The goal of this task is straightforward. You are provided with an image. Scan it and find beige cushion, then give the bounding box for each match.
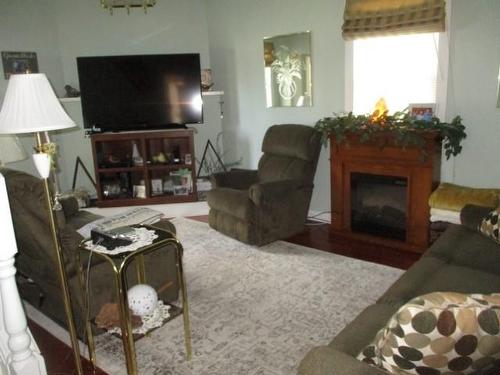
[358,292,500,374]
[428,183,500,212]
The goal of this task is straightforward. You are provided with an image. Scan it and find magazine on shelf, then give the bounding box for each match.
[77,207,164,238]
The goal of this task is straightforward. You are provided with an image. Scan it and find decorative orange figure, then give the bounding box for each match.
[370,98,388,124]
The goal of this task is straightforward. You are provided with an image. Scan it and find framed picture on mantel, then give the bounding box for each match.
[409,103,435,122]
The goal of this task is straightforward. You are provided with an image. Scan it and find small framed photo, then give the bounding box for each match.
[174,185,189,195]
[151,179,163,196]
[133,185,146,199]
[1,51,39,79]
[184,153,192,165]
[409,103,435,121]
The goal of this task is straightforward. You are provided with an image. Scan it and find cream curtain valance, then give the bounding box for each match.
[342,0,445,40]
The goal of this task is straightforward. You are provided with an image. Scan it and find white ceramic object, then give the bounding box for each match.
[127,284,158,316]
[32,153,51,179]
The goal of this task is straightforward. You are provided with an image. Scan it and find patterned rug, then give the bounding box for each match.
[92,217,403,374]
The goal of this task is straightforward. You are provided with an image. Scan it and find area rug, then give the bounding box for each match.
[80,217,402,374]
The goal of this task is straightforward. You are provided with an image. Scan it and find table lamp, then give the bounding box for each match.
[0,73,83,374]
[0,135,28,166]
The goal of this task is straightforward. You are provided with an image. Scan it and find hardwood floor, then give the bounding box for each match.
[188,216,421,269]
[289,221,421,270]
[29,215,420,374]
[28,319,106,375]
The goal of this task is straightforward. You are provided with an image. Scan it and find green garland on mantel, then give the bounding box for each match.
[315,110,466,159]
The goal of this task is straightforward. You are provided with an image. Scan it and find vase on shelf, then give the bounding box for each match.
[132,142,143,166]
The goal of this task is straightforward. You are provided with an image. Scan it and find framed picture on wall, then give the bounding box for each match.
[1,51,39,79]
[409,103,435,122]
[263,31,312,108]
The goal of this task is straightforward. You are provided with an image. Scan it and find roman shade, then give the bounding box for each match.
[342,0,446,40]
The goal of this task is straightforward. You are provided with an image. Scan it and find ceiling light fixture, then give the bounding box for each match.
[101,0,157,15]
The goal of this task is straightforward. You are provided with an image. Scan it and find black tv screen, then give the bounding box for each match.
[77,54,202,132]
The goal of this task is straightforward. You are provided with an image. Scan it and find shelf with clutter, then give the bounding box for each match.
[90,129,197,207]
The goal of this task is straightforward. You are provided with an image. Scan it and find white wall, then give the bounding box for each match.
[2,0,499,206]
[51,0,211,89]
[1,0,222,193]
[205,0,346,211]
[442,0,500,187]
[0,0,64,98]
[50,0,217,193]
[205,0,500,212]
[0,1,65,177]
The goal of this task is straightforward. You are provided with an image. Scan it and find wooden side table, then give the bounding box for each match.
[77,224,192,375]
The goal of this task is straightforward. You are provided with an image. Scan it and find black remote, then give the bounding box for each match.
[91,226,134,250]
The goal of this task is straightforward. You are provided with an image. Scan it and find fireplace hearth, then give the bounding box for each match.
[330,133,441,253]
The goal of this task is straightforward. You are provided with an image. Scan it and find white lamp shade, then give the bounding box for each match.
[0,73,75,134]
[0,135,28,165]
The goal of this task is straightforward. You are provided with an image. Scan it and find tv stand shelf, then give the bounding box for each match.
[91,129,197,207]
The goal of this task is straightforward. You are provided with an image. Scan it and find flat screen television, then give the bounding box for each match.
[77,54,202,132]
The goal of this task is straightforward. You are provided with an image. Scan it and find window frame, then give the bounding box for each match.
[345,1,451,120]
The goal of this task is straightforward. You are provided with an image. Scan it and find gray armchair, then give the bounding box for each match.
[207,124,321,246]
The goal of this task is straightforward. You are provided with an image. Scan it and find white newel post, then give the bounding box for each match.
[0,173,46,375]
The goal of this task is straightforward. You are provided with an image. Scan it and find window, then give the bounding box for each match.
[351,32,439,115]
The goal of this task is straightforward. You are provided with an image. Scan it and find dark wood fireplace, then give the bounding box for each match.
[330,133,441,254]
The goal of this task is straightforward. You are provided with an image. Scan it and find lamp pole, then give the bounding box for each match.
[0,73,85,375]
[35,133,83,375]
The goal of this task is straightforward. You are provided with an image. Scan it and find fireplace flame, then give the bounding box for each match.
[370,98,388,123]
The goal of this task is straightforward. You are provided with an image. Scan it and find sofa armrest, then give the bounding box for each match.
[149,219,176,235]
[460,204,495,232]
[298,346,386,375]
[60,195,80,218]
[248,179,311,206]
[210,169,258,189]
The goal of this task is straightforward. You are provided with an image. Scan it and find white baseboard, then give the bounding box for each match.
[308,210,331,224]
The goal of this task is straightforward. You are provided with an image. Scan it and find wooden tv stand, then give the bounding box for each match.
[90,129,197,207]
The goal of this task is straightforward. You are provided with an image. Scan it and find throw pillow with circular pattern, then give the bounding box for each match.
[479,207,500,244]
[357,292,500,374]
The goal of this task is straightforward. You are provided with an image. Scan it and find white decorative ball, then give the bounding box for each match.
[127,284,158,316]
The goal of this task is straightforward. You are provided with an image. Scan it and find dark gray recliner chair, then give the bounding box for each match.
[207,124,322,246]
[1,168,180,337]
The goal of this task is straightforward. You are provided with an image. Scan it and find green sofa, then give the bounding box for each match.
[1,168,180,337]
[298,205,500,374]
